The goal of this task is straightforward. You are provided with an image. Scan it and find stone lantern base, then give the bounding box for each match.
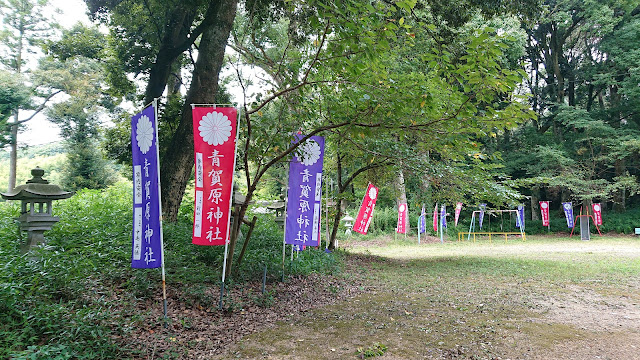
[18,212,61,252]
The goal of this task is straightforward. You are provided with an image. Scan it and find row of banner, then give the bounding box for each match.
[130,104,241,268]
[130,103,329,267]
[389,201,604,235]
[129,102,606,268]
[543,201,603,228]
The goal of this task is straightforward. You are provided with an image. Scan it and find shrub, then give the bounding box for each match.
[0,182,343,357]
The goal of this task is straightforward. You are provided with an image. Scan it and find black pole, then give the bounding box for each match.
[218,281,225,310]
[262,263,267,294]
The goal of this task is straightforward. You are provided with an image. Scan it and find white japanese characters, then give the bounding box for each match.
[192,108,237,246]
[355,184,378,234]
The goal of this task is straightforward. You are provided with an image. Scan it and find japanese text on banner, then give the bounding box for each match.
[285,136,325,249]
[354,183,379,235]
[192,107,237,246]
[131,104,162,268]
[540,201,550,227]
[396,203,407,234]
[562,202,574,228]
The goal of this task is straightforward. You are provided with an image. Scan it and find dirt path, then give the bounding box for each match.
[211,238,640,359]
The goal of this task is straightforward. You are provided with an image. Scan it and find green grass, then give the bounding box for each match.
[222,234,640,359]
[0,182,342,359]
[348,235,640,284]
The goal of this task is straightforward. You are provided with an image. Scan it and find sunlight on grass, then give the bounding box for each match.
[344,235,640,286]
[221,234,640,359]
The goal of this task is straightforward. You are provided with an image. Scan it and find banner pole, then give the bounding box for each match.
[221,106,241,309]
[281,179,289,282]
[417,214,421,244]
[438,211,444,244]
[151,99,168,326]
[219,240,229,310]
[404,208,407,240]
[281,240,286,282]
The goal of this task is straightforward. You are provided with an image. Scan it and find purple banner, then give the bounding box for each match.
[131,103,163,268]
[479,204,487,229]
[562,202,574,228]
[441,204,447,229]
[285,136,325,250]
[516,204,525,230]
[418,206,426,234]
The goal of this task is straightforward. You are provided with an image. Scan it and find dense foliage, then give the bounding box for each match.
[0,183,341,358]
[486,0,640,215]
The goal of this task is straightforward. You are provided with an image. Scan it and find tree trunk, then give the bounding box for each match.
[8,28,23,192]
[225,205,241,277]
[328,154,345,250]
[234,216,257,270]
[328,197,343,251]
[160,0,238,222]
[530,189,540,221]
[143,5,197,104]
[8,113,18,191]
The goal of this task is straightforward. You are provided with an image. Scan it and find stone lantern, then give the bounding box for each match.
[341,213,355,235]
[267,200,285,226]
[1,167,73,251]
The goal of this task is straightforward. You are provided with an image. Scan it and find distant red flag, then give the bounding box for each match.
[454,202,463,226]
[539,201,550,227]
[354,183,378,234]
[433,204,438,233]
[396,203,407,234]
[592,203,602,225]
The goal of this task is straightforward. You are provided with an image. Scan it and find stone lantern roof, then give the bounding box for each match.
[1,167,73,201]
[341,214,355,223]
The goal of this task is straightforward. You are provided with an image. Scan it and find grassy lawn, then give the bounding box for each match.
[219,235,640,359]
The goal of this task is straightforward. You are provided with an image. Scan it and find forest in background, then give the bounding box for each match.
[3,1,640,358]
[1,0,639,237]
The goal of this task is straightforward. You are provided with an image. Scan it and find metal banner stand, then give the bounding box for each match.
[579,214,591,241]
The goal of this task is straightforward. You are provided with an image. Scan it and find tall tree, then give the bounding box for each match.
[86,0,239,220]
[43,24,118,190]
[0,0,60,190]
[498,0,640,213]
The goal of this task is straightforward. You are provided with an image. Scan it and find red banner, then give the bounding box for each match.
[454,202,463,226]
[192,107,237,245]
[354,183,378,234]
[433,204,438,233]
[592,203,602,225]
[396,203,407,234]
[539,201,550,227]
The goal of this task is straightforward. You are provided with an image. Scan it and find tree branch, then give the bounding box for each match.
[12,90,63,126]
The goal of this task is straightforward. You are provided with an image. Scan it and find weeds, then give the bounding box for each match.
[356,343,387,358]
[249,289,276,308]
[0,183,343,358]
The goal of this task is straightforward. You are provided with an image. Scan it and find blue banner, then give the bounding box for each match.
[479,203,487,229]
[131,103,163,268]
[562,202,574,228]
[441,204,447,229]
[418,206,426,234]
[285,136,325,250]
[515,205,525,230]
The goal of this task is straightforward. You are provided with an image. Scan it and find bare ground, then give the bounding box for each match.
[124,237,640,359]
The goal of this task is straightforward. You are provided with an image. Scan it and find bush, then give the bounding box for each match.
[0,182,343,357]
